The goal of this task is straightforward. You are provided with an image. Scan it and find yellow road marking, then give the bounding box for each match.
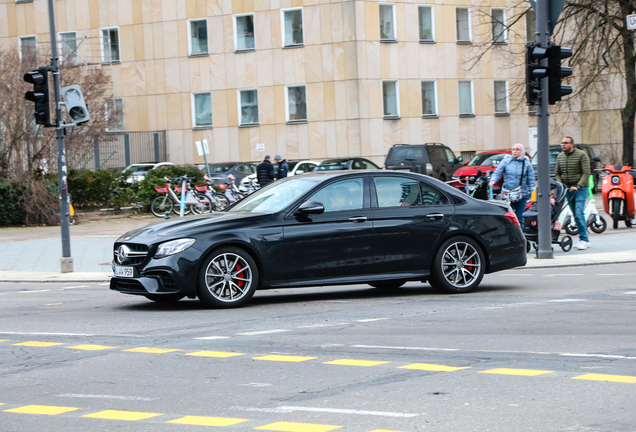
[323,359,390,367]
[254,421,342,432]
[0,339,9,342]
[123,347,182,354]
[66,345,119,351]
[254,355,317,362]
[82,410,162,421]
[479,368,554,376]
[167,416,249,426]
[399,363,471,372]
[4,405,79,415]
[185,351,246,358]
[572,373,636,383]
[12,341,64,347]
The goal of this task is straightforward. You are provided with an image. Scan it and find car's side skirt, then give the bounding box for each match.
[259,271,430,290]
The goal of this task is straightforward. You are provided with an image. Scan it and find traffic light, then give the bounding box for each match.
[61,85,90,125]
[23,67,51,126]
[547,45,573,104]
[525,43,550,106]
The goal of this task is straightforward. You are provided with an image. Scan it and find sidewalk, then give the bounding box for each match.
[1,205,636,283]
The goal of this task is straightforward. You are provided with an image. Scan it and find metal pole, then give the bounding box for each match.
[536,0,553,259]
[48,0,73,272]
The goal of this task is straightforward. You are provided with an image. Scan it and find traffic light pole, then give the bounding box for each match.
[48,0,73,272]
[536,0,553,259]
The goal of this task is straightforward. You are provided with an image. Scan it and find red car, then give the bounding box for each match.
[450,150,512,194]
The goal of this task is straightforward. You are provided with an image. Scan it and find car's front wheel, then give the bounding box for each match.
[197,247,258,308]
[429,236,485,294]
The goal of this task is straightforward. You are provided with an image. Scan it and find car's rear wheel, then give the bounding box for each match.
[369,280,406,290]
[144,294,184,303]
[197,247,258,308]
[429,236,485,294]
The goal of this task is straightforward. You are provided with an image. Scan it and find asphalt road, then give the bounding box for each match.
[1,263,635,432]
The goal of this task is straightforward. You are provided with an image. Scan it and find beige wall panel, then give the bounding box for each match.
[342,1,355,42]
[133,24,145,60]
[58,0,69,32]
[132,0,143,24]
[245,51,258,87]
[422,118,440,143]
[353,2,366,41]
[167,130,185,164]
[232,0,244,14]
[235,51,247,87]
[6,3,17,37]
[177,19,189,57]
[334,80,347,120]
[247,126,262,161]
[335,120,348,156]
[256,125,277,157]
[271,48,284,85]
[126,97,140,131]
[509,115,529,146]
[179,129,194,164]
[474,78,487,116]
[296,123,309,158]
[307,82,324,121]
[355,41,367,79]
[207,0,224,16]
[122,61,147,96]
[111,66,124,96]
[166,93,184,130]
[404,3,419,42]
[226,127,239,161]
[222,15,234,53]
[161,0,178,22]
[330,2,343,43]
[458,117,476,151]
[256,50,274,87]
[281,47,297,84]
[275,123,287,157]
[198,55,211,91]
[332,43,345,81]
[581,111,600,146]
[346,80,359,119]
[364,1,379,41]
[381,120,399,150]
[598,109,622,146]
[348,119,361,156]
[154,58,167,94]
[319,4,332,44]
[118,0,133,26]
[226,88,238,126]
[493,116,511,149]
[344,41,357,80]
[304,5,320,46]
[291,0,302,7]
[357,80,369,119]
[211,89,228,126]
[164,58,182,93]
[324,120,337,157]
[142,23,154,59]
[208,16,224,54]
[439,5,454,44]
[186,0,197,18]
[152,22,165,59]
[119,25,135,62]
[254,0,270,12]
[274,85,286,123]
[293,45,305,83]
[308,121,327,158]
[405,42,420,80]
[150,0,162,23]
[323,80,336,121]
[258,87,276,124]
[255,11,272,50]
[408,79,421,119]
[225,51,237,88]
[212,127,231,161]
[74,0,90,29]
[15,2,26,35]
[438,79,456,116]
[209,54,227,89]
[439,116,459,150]
[270,9,281,48]
[140,0,152,23]
[368,79,383,118]
[321,44,334,81]
[190,56,202,91]
[155,94,168,128]
[222,0,233,15]
[358,118,371,158]
[107,0,119,27]
[162,21,179,58]
[237,127,251,160]
[399,118,411,144]
[0,5,8,38]
[305,45,322,83]
[282,124,300,160]
[365,41,380,79]
[146,95,158,131]
[396,2,406,42]
[89,0,99,29]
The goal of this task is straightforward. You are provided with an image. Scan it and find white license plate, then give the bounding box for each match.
[114,266,134,278]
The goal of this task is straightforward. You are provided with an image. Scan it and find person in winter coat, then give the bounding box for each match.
[274,154,288,179]
[256,155,276,186]
[489,143,536,230]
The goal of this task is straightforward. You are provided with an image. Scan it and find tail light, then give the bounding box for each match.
[504,211,521,228]
[426,163,433,175]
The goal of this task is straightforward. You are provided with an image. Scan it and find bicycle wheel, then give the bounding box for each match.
[150,195,174,217]
[214,192,230,210]
[191,194,212,214]
[172,200,192,216]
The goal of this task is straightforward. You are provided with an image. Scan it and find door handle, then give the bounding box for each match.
[426,213,444,220]
[348,216,367,223]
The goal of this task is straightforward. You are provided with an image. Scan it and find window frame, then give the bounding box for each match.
[421,80,438,118]
[59,31,79,66]
[379,3,397,42]
[458,80,475,117]
[382,79,400,119]
[191,91,213,129]
[491,8,507,44]
[187,18,209,57]
[237,88,260,126]
[105,98,125,132]
[285,85,308,124]
[100,26,120,64]
[494,80,509,115]
[455,7,471,44]
[418,5,435,43]
[281,7,304,48]
[18,35,37,62]
[233,13,256,52]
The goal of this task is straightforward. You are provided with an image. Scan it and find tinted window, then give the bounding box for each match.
[315,161,348,171]
[428,147,446,164]
[444,148,457,164]
[362,160,379,169]
[468,153,507,166]
[532,149,561,166]
[421,182,449,205]
[307,178,364,212]
[389,147,424,161]
[236,164,251,173]
[374,177,422,207]
[208,163,235,173]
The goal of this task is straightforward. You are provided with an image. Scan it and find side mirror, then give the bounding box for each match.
[294,200,325,216]
[593,156,601,162]
[457,156,463,164]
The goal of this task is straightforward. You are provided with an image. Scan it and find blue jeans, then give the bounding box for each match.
[510,198,528,230]
[565,188,589,242]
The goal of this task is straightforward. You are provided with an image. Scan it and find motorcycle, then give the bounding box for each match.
[600,165,636,229]
[454,169,492,200]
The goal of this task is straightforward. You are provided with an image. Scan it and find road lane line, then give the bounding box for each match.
[0,332,94,336]
[61,285,89,289]
[66,344,119,351]
[58,394,158,401]
[353,344,459,352]
[545,299,587,302]
[399,363,470,372]
[572,374,636,383]
[561,353,636,359]
[355,318,389,323]
[254,422,342,432]
[12,341,64,347]
[323,359,390,367]
[237,329,290,336]
[82,410,163,421]
[4,405,79,415]
[186,351,245,358]
[253,355,317,362]
[479,368,554,376]
[277,406,419,418]
[123,347,182,354]
[193,336,230,340]
[167,416,249,426]
[19,290,51,293]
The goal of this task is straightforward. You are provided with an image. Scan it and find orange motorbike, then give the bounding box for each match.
[601,165,636,229]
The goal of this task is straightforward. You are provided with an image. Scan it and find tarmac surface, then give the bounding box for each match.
[1,196,635,283]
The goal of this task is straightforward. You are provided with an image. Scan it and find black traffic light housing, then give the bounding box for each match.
[547,45,573,104]
[23,67,52,127]
[525,43,550,106]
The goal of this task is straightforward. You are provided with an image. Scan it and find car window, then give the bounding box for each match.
[208,163,234,173]
[445,148,457,164]
[297,163,313,173]
[352,160,364,170]
[306,178,364,212]
[421,182,449,205]
[428,147,445,164]
[315,161,348,171]
[532,149,561,166]
[124,165,155,173]
[389,147,424,161]
[374,176,422,208]
[362,160,378,169]
[468,153,507,166]
[231,178,320,213]
[236,164,250,174]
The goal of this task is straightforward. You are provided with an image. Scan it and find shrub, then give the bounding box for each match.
[0,181,27,226]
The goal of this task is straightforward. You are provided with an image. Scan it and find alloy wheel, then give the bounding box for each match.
[203,253,253,302]
[440,241,482,288]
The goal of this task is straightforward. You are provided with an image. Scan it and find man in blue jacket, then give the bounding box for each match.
[275,154,288,179]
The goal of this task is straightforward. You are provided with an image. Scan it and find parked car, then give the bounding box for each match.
[240,160,321,189]
[198,162,258,186]
[531,144,601,192]
[110,171,527,308]
[384,143,462,182]
[122,162,175,183]
[314,158,379,171]
[450,150,512,194]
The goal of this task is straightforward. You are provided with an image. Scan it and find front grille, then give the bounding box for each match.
[145,271,178,291]
[114,243,149,265]
[113,279,146,294]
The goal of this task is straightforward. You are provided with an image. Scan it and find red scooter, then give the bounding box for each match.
[601,165,636,229]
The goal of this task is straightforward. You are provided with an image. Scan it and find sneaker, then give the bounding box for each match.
[574,241,585,249]
[576,241,590,250]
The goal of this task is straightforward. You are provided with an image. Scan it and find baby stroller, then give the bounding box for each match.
[522,179,573,252]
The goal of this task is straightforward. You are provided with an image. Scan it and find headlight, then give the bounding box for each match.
[155,238,196,258]
[612,176,620,185]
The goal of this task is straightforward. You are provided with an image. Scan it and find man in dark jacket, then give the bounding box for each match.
[257,155,276,186]
[274,154,288,179]
[555,136,591,250]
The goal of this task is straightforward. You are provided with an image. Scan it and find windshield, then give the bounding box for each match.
[229,178,321,213]
[315,161,348,171]
[468,153,507,167]
[124,165,154,173]
[532,149,561,166]
[386,147,424,162]
[207,163,235,173]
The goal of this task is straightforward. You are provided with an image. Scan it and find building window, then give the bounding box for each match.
[491,8,506,43]
[282,8,304,47]
[419,6,435,42]
[239,89,259,126]
[526,9,536,42]
[494,80,509,114]
[285,85,307,123]
[192,92,212,128]
[105,98,124,132]
[382,80,400,118]
[188,19,208,56]
[19,36,37,64]
[458,80,474,116]
[60,32,78,66]
[234,14,255,51]
[421,81,438,117]
[379,3,397,41]
[101,27,120,63]
[456,7,471,43]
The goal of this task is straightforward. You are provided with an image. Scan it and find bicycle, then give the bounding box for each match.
[218,174,245,205]
[150,176,211,217]
[194,175,230,212]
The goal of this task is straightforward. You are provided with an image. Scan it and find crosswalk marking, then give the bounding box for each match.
[479,368,554,376]
[323,359,390,367]
[254,421,342,432]
[572,373,636,383]
[398,363,470,372]
[123,347,182,354]
[4,405,79,415]
[254,355,317,362]
[185,351,245,358]
[167,415,249,426]
[82,410,163,421]
[66,344,119,351]
[12,341,64,347]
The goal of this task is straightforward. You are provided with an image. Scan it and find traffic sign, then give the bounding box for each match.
[628,14,636,31]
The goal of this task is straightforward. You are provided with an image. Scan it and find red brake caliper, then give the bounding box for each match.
[235,264,244,289]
